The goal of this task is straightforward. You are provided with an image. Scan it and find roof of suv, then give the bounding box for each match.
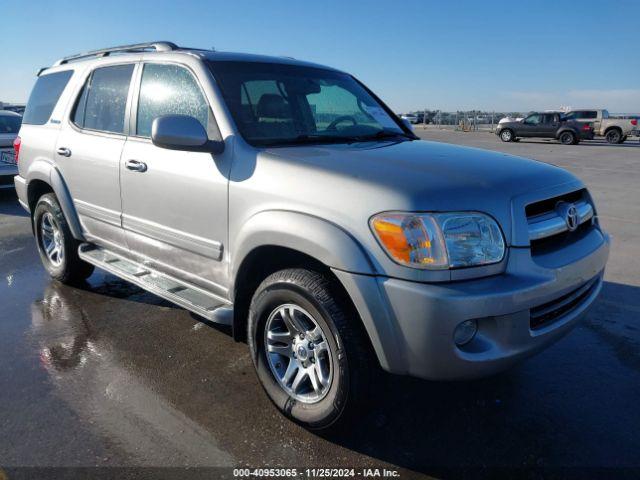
[43,41,338,75]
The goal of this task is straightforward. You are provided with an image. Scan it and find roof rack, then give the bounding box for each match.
[53,41,179,66]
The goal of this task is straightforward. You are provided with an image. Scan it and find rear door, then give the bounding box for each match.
[539,113,560,137]
[54,64,135,249]
[119,62,229,296]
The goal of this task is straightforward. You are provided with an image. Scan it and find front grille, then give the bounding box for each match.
[530,277,598,330]
[526,189,586,218]
[526,189,595,254]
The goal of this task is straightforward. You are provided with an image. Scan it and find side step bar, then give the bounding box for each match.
[78,243,233,325]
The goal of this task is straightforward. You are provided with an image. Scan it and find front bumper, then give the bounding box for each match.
[334,229,610,381]
[14,175,29,211]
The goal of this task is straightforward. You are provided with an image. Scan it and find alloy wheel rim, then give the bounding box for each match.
[502,130,511,141]
[264,304,333,404]
[41,212,64,266]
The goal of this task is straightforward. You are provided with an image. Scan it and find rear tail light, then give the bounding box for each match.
[13,136,21,163]
[632,119,638,126]
[582,124,592,131]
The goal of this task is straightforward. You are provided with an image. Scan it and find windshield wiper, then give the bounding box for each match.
[258,130,416,147]
[349,130,416,142]
[259,134,359,147]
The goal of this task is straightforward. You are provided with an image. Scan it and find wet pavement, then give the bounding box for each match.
[1,132,640,478]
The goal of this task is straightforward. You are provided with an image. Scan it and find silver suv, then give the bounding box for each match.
[14,42,610,428]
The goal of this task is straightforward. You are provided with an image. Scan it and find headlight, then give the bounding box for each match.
[370,212,505,269]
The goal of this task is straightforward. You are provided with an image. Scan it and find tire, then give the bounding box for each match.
[33,193,94,284]
[248,268,372,430]
[559,131,576,145]
[499,129,514,142]
[621,135,628,144]
[605,129,622,144]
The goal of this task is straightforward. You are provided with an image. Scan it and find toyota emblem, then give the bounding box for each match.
[556,201,580,232]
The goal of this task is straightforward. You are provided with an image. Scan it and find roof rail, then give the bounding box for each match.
[53,41,179,66]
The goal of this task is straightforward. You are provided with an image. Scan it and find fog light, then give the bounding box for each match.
[454,319,478,346]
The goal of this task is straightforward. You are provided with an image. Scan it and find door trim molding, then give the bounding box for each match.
[122,213,223,261]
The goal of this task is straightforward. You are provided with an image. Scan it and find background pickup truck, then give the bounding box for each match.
[496,111,593,145]
[564,109,638,144]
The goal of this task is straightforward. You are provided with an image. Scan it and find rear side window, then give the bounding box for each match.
[22,70,73,125]
[73,64,134,134]
[136,63,209,137]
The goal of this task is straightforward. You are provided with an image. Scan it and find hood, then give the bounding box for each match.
[259,139,580,245]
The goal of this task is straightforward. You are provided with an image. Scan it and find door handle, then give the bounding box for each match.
[125,160,147,172]
[56,147,72,157]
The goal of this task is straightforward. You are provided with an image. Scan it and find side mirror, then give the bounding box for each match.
[151,115,224,154]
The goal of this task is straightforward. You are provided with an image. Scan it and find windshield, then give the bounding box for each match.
[0,114,22,134]
[208,61,407,146]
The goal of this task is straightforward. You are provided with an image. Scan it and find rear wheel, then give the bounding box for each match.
[248,268,372,429]
[605,129,622,144]
[559,131,576,145]
[34,193,94,284]
[500,129,514,142]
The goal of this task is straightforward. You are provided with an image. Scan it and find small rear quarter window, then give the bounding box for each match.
[22,70,74,125]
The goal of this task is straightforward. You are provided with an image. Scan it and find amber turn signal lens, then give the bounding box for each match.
[371,217,411,263]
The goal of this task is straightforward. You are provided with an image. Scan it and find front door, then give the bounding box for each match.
[518,113,543,137]
[120,62,230,296]
[55,64,135,249]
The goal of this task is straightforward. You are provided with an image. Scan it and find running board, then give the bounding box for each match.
[78,243,233,325]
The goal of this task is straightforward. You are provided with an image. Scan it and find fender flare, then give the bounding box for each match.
[25,160,85,241]
[231,210,376,287]
[556,127,577,139]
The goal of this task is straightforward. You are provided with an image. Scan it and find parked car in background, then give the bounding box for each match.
[15,42,609,429]
[499,115,524,124]
[400,113,419,124]
[564,109,637,144]
[0,110,21,189]
[0,103,26,115]
[496,112,593,145]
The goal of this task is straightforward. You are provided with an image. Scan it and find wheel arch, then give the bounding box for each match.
[230,211,376,336]
[25,161,84,240]
[556,127,577,139]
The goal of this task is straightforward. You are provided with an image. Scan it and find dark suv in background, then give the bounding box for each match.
[497,112,593,145]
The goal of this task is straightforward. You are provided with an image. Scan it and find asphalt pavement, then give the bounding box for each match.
[1,130,639,479]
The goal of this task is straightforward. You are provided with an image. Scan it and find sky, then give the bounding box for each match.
[2,0,639,113]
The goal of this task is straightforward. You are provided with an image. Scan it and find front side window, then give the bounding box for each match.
[22,70,73,125]
[73,64,134,134]
[525,114,542,125]
[136,63,209,137]
[209,61,406,146]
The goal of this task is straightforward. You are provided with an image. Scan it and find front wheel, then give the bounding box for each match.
[559,131,576,145]
[34,193,94,284]
[499,129,514,142]
[248,268,372,429]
